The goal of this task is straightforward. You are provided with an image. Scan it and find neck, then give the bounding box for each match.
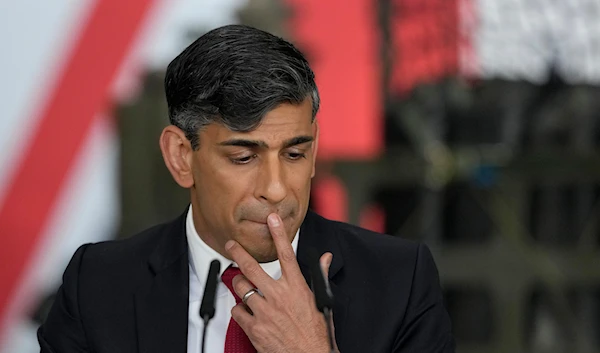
[189,201,232,261]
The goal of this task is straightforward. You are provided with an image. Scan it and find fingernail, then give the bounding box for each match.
[225,240,235,251]
[267,213,280,226]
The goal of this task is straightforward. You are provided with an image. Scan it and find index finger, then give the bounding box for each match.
[267,213,302,279]
[225,240,273,289]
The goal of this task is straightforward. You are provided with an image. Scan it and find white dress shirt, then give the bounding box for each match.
[186,206,300,353]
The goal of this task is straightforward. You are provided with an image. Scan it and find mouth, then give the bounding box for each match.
[245,219,268,225]
[244,214,290,225]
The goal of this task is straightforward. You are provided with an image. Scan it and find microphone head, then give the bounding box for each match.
[199,260,221,321]
[308,248,334,312]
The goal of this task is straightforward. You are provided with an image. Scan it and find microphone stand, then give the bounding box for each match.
[323,307,336,353]
[309,250,336,353]
[199,260,221,353]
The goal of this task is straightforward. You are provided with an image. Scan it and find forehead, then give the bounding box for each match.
[203,100,314,144]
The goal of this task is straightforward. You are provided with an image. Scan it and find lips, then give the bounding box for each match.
[245,214,287,224]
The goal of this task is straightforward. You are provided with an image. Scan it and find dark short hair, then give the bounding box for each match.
[164,24,320,150]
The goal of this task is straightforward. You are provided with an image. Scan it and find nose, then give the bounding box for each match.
[255,155,287,205]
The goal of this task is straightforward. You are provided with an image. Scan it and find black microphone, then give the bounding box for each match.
[199,260,221,353]
[309,249,336,352]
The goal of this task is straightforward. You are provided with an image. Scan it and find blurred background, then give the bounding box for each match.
[1,0,600,352]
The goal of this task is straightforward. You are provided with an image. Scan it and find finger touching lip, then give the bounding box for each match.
[245,214,288,224]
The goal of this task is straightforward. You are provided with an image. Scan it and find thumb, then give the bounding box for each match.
[319,252,333,279]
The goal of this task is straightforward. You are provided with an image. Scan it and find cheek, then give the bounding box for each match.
[212,166,256,211]
[194,162,247,212]
[289,168,313,199]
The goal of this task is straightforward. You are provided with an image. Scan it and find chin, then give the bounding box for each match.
[234,227,278,263]
[244,242,278,263]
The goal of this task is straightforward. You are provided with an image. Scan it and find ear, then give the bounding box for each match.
[311,121,319,178]
[159,125,195,188]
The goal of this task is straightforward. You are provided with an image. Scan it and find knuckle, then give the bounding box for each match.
[271,285,285,298]
[272,296,285,310]
[233,285,245,298]
[231,305,243,319]
[232,274,245,288]
[279,249,296,263]
[244,263,262,278]
[253,323,270,338]
[248,323,262,337]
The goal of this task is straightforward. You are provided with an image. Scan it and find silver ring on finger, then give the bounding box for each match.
[242,288,259,305]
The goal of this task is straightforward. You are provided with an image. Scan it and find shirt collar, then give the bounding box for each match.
[186,205,300,286]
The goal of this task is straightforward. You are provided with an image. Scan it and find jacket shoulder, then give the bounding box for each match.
[322,215,421,262]
[312,213,428,292]
[76,213,186,288]
[83,221,174,265]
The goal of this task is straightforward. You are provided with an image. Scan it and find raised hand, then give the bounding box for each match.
[225,213,335,353]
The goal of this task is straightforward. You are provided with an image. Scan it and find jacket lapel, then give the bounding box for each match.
[297,210,350,346]
[132,209,350,352]
[135,212,189,353]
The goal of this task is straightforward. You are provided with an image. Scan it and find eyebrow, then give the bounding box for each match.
[218,135,314,149]
[218,139,268,148]
[282,135,314,148]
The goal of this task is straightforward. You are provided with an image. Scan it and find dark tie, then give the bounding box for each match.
[221,266,257,353]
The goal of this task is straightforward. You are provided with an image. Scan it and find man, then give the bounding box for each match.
[38,25,454,352]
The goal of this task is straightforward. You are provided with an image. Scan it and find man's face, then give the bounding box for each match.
[189,99,317,263]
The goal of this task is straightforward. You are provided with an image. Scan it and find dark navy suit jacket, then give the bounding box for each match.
[39,209,455,352]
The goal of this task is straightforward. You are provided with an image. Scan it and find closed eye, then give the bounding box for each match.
[286,152,306,160]
[230,154,257,165]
